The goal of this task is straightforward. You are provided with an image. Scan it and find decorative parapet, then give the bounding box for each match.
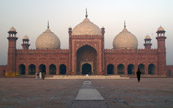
[16,49,69,54]
[104,48,157,54]
[70,35,104,39]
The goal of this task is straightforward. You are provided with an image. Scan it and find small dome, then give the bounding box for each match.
[145,35,151,39]
[72,18,101,35]
[9,27,16,32]
[157,26,165,31]
[113,27,138,49]
[23,35,29,40]
[36,28,61,49]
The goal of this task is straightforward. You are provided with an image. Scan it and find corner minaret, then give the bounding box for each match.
[156,26,167,75]
[144,35,152,49]
[7,27,18,76]
[22,35,30,50]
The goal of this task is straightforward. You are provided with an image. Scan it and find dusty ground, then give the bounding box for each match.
[0,78,172,108]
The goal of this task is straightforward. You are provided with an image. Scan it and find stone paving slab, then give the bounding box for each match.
[75,80,104,100]
[75,89,104,100]
[71,101,107,108]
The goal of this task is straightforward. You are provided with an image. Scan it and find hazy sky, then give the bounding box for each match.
[0,0,173,65]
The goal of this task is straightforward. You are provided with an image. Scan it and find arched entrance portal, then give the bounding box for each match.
[138,64,145,74]
[107,64,114,75]
[39,64,46,74]
[18,64,25,75]
[59,64,66,75]
[76,45,97,75]
[28,64,36,75]
[148,64,155,74]
[82,63,91,75]
[117,64,124,74]
[49,64,56,75]
[128,64,134,74]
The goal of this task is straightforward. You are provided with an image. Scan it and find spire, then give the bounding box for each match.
[47,21,49,29]
[124,20,126,28]
[85,8,88,18]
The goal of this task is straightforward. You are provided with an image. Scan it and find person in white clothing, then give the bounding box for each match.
[39,72,42,80]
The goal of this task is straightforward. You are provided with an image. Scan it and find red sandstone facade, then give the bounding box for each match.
[0,21,172,77]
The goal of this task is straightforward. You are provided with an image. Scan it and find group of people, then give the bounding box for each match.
[35,72,45,80]
[35,69,142,82]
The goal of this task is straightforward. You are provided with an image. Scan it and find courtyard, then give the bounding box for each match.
[0,78,172,108]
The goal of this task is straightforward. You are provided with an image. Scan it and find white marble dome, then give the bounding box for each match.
[113,27,138,49]
[36,28,60,49]
[72,18,101,35]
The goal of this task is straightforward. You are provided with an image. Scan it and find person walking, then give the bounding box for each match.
[42,72,45,80]
[136,68,141,82]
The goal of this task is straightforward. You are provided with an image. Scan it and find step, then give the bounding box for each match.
[45,75,129,79]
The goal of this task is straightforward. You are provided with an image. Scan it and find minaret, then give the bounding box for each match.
[22,35,30,50]
[144,35,152,49]
[7,27,18,76]
[156,26,167,75]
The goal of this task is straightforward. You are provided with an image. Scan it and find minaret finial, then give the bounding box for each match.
[124,20,126,28]
[85,8,88,18]
[47,21,49,29]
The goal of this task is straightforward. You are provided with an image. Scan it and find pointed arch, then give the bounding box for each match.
[107,64,114,75]
[117,64,125,74]
[128,64,135,74]
[59,64,66,75]
[39,64,46,74]
[138,64,145,74]
[49,64,56,75]
[148,64,155,74]
[18,64,25,75]
[76,45,97,75]
[28,64,36,75]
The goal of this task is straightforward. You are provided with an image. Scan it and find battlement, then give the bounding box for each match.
[70,35,104,39]
[16,49,69,54]
[105,48,157,54]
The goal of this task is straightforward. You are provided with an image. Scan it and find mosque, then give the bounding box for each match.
[0,11,173,77]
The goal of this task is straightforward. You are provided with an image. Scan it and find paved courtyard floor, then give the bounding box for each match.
[0,78,173,108]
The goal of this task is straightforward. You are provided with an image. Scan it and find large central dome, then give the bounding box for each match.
[72,17,101,35]
[113,24,138,49]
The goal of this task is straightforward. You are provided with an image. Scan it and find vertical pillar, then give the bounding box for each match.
[114,64,117,75]
[145,64,148,75]
[56,64,59,75]
[25,64,29,75]
[124,64,128,75]
[46,64,49,75]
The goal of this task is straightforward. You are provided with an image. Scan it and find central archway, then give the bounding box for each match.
[76,45,97,75]
[82,63,91,75]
